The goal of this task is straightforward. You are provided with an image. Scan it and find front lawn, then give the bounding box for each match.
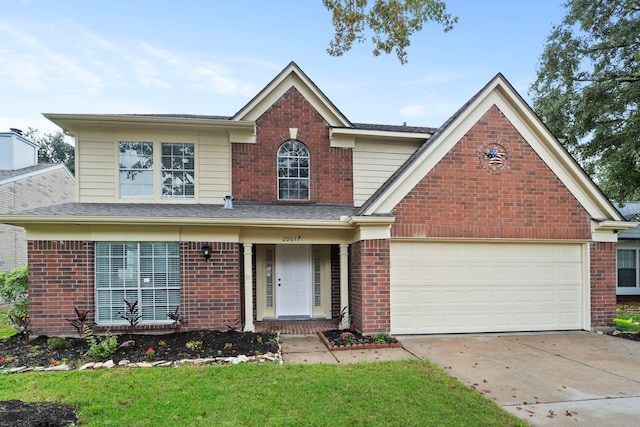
[0,361,526,426]
[615,303,640,333]
[0,309,15,339]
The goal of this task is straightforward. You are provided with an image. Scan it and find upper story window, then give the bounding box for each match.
[162,143,195,199]
[118,141,195,199]
[119,142,154,198]
[277,140,309,200]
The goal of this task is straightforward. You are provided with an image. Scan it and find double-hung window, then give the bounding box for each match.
[277,140,309,200]
[617,247,640,294]
[118,141,195,199]
[95,242,180,324]
[119,142,154,198]
[162,143,195,198]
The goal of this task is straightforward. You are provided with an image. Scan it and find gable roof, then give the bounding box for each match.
[0,163,74,185]
[232,61,352,127]
[358,73,626,224]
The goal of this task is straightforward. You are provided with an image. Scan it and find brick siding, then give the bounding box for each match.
[350,239,390,334]
[392,105,592,240]
[28,241,94,336]
[232,86,353,204]
[590,241,617,328]
[27,240,240,336]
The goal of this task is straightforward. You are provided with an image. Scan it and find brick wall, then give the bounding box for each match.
[350,239,390,334]
[232,86,353,204]
[181,242,241,331]
[392,105,592,239]
[590,241,617,328]
[28,241,94,336]
[27,240,241,336]
[0,167,75,272]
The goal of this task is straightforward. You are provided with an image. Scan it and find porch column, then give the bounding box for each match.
[339,244,349,329]
[243,243,255,332]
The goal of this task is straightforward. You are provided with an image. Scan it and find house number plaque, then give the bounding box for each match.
[282,235,302,242]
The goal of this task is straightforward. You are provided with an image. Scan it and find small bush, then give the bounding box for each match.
[47,337,69,351]
[84,326,117,359]
[185,340,202,351]
[0,265,29,333]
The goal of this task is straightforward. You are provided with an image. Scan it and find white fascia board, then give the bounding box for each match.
[43,114,255,137]
[0,214,353,230]
[232,64,351,127]
[0,163,75,185]
[330,127,432,140]
[364,77,624,222]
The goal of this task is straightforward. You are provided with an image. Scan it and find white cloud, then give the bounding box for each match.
[400,103,427,117]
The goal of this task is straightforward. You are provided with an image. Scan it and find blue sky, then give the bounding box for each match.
[1,0,567,135]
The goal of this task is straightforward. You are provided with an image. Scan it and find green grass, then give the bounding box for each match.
[615,309,640,332]
[0,360,525,426]
[0,309,15,339]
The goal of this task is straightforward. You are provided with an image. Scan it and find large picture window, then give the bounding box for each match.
[119,142,154,198]
[277,140,309,200]
[162,143,195,198]
[95,242,180,324]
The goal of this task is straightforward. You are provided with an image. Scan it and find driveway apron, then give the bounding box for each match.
[400,332,640,426]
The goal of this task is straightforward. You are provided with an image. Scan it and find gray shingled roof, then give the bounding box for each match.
[351,123,436,134]
[10,202,360,221]
[0,163,63,182]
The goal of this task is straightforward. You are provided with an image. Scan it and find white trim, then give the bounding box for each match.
[232,63,351,127]
[0,163,75,186]
[243,243,255,332]
[362,76,625,224]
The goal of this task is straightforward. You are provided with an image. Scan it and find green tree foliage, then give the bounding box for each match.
[530,0,640,202]
[324,0,457,64]
[0,265,28,318]
[24,127,75,175]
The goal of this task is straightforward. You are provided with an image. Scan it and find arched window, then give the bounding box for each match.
[277,140,309,200]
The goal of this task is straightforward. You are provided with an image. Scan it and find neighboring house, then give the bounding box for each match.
[0,62,633,337]
[0,130,75,273]
[615,202,640,297]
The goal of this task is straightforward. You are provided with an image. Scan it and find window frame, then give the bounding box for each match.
[617,245,640,295]
[161,142,195,199]
[119,141,154,199]
[118,140,196,200]
[277,140,310,201]
[95,242,181,325]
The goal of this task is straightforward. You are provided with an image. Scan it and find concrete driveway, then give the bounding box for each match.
[400,332,640,426]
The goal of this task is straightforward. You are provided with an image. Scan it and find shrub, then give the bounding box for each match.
[185,340,202,351]
[0,265,29,333]
[84,325,117,359]
[47,337,69,351]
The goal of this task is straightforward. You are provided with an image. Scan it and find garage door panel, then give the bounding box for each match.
[391,242,584,334]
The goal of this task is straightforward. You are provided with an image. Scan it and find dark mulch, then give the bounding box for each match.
[321,329,398,348]
[0,400,77,427]
[607,330,640,341]
[1,329,279,370]
[1,329,279,427]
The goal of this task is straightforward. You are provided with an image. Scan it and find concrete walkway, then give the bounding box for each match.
[280,332,640,426]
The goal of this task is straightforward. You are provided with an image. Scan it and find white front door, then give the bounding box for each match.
[276,244,312,318]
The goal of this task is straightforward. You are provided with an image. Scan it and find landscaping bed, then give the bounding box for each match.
[0,329,279,371]
[319,329,401,350]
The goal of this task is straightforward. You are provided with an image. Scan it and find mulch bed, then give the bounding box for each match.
[1,329,279,426]
[319,329,401,350]
[0,329,279,370]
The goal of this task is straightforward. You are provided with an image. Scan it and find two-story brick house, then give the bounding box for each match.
[0,62,632,337]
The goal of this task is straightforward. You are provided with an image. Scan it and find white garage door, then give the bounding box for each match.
[390,241,584,334]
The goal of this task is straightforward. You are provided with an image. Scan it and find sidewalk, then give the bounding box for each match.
[279,334,416,364]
